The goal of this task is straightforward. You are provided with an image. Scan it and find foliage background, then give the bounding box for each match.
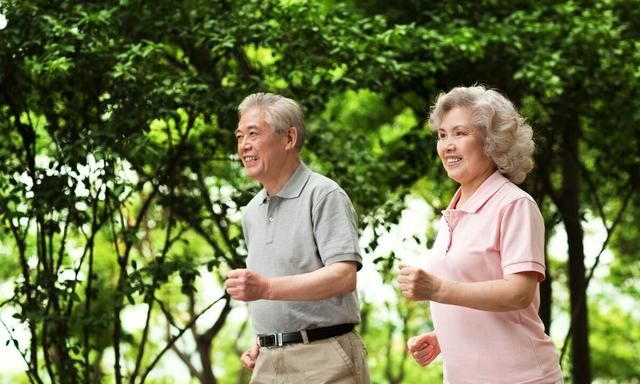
[0,0,639,383]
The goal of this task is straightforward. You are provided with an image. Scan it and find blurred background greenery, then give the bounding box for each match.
[1,0,639,383]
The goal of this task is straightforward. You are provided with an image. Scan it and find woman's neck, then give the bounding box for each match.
[456,168,496,208]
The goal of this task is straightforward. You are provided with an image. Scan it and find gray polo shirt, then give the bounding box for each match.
[242,163,362,334]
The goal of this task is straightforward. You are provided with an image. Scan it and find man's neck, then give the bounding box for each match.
[263,157,301,196]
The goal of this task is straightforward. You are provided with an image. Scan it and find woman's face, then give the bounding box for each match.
[436,106,496,190]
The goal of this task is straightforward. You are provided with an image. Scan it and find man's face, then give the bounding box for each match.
[235,108,291,184]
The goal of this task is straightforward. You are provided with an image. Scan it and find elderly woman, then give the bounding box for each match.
[398,86,563,383]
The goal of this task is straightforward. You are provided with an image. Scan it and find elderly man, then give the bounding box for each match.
[225,92,370,384]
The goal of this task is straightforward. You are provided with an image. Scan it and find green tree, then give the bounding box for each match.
[340,0,640,382]
[2,1,639,383]
[0,0,398,383]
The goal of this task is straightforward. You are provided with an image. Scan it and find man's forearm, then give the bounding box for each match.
[265,261,358,301]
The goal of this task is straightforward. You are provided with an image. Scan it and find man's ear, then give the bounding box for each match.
[285,126,298,150]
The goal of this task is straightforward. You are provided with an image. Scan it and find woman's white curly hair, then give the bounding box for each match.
[428,85,534,184]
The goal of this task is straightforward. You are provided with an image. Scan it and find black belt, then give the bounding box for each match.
[258,323,355,348]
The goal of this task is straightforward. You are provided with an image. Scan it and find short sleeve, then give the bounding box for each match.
[312,188,362,269]
[499,197,546,281]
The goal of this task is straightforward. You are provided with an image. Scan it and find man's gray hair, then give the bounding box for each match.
[238,93,306,151]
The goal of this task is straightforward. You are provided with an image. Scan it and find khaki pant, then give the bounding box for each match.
[250,331,370,384]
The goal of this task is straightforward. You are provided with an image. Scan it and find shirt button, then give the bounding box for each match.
[268,217,274,222]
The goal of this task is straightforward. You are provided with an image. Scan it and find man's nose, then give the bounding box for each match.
[238,136,250,148]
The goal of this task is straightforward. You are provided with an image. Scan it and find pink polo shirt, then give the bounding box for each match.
[425,171,562,384]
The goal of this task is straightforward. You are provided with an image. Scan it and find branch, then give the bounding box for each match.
[54,215,70,273]
[112,182,160,384]
[161,299,204,383]
[539,158,563,213]
[231,46,254,80]
[578,161,606,222]
[0,316,39,384]
[560,184,636,362]
[230,318,250,356]
[199,295,232,344]
[170,341,203,382]
[138,294,227,384]
[585,186,634,287]
[130,215,177,383]
[195,169,243,267]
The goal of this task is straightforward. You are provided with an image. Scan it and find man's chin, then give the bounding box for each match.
[245,168,262,180]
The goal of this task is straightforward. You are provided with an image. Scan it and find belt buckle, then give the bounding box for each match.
[275,332,284,347]
[260,333,285,348]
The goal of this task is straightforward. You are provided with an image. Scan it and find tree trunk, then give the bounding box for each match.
[527,167,553,334]
[561,117,591,383]
[539,262,552,334]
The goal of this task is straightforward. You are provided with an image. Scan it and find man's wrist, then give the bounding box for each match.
[262,277,274,300]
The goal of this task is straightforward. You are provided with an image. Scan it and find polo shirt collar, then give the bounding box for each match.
[447,170,510,213]
[277,162,311,198]
[258,162,311,204]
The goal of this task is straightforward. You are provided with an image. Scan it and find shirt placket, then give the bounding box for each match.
[265,197,279,244]
[442,210,463,253]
